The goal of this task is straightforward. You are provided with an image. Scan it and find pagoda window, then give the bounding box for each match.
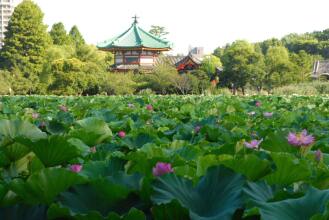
[125,56,139,64]
[132,51,139,55]
[115,56,123,64]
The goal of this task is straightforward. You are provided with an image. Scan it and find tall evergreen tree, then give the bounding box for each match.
[49,22,71,45]
[69,25,85,47]
[0,0,51,77]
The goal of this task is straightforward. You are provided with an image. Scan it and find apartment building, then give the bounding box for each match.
[0,0,15,47]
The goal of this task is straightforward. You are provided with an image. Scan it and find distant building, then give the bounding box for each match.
[97,16,171,72]
[188,46,204,58]
[312,60,329,79]
[0,0,15,47]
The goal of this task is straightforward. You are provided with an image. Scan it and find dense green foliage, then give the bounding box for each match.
[69,25,85,48]
[49,22,72,46]
[0,0,51,94]
[0,1,328,96]
[0,95,328,219]
[214,29,329,93]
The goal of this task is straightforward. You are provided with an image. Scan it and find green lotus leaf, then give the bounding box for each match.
[262,131,297,153]
[242,181,274,217]
[0,184,7,201]
[222,154,272,181]
[196,154,232,177]
[243,181,274,205]
[259,187,329,220]
[79,159,125,179]
[10,168,86,205]
[0,204,47,220]
[0,149,10,167]
[0,120,47,147]
[120,208,146,220]
[3,142,30,161]
[48,204,145,220]
[26,136,89,167]
[47,120,66,135]
[70,117,112,146]
[310,201,329,220]
[57,172,142,216]
[151,200,190,220]
[152,165,245,220]
[264,152,312,185]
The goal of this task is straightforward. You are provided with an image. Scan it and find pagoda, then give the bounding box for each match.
[97,16,171,71]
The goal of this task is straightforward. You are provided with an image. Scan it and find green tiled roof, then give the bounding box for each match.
[97,20,171,50]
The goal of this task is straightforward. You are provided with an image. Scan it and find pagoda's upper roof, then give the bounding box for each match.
[97,19,171,51]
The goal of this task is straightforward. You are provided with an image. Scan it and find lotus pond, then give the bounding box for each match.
[0,95,329,220]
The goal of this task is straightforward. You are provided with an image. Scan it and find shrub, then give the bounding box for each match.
[311,81,329,94]
[273,84,319,96]
[99,72,137,95]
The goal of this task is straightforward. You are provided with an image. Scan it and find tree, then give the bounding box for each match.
[257,38,282,55]
[69,25,85,47]
[264,46,293,92]
[191,69,211,94]
[49,22,71,45]
[221,40,261,94]
[201,55,222,78]
[290,50,319,83]
[0,70,12,95]
[0,0,51,89]
[213,46,226,59]
[248,51,266,92]
[149,25,169,39]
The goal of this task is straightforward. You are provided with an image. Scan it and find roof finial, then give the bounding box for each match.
[132,15,139,24]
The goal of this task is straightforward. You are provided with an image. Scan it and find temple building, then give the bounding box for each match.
[97,16,171,71]
[155,53,203,73]
[97,16,210,73]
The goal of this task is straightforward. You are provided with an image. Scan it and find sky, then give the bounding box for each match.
[17,0,329,54]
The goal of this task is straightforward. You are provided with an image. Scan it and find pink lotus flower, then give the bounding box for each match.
[287,130,315,147]
[153,162,174,177]
[315,149,323,162]
[146,105,153,111]
[194,126,201,133]
[244,139,263,149]
[255,101,261,107]
[263,112,273,118]
[59,105,68,112]
[90,146,96,153]
[70,164,83,173]
[32,112,39,119]
[118,131,126,138]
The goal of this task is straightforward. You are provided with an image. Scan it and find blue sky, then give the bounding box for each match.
[27,0,329,54]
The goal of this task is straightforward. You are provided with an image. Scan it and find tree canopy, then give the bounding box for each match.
[149,25,169,39]
[0,0,51,78]
[69,25,85,47]
[49,22,71,45]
